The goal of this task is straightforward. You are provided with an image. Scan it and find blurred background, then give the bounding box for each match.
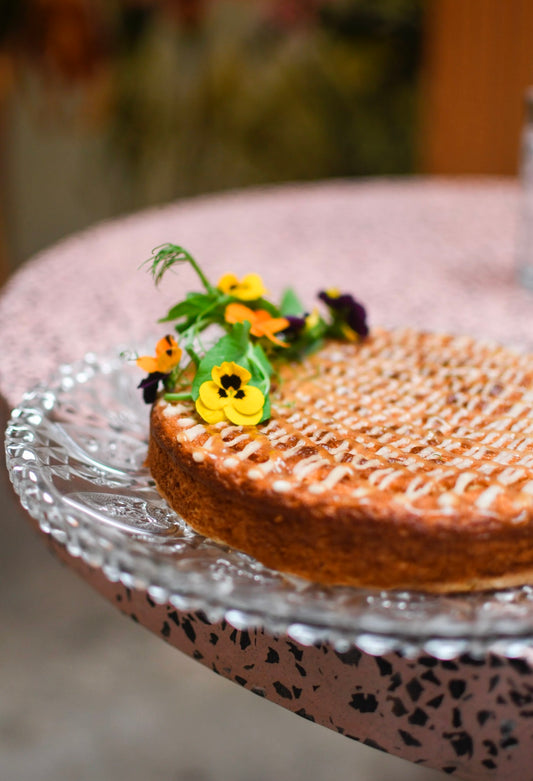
[0,0,422,278]
[2,1,533,779]
[2,0,532,282]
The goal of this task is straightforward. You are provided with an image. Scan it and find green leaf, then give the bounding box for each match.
[244,343,273,423]
[191,322,252,398]
[160,294,208,322]
[259,395,271,423]
[159,290,224,323]
[280,287,304,316]
[247,342,273,387]
[227,320,251,353]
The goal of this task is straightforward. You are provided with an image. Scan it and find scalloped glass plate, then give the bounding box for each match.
[6,351,533,658]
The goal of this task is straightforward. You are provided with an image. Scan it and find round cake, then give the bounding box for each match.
[147,327,533,592]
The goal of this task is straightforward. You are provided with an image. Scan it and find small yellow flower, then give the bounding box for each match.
[340,323,360,342]
[305,308,321,330]
[217,272,267,301]
[136,335,182,374]
[225,303,289,347]
[195,361,265,426]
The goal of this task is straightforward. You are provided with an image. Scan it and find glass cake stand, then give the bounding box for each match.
[6,350,533,660]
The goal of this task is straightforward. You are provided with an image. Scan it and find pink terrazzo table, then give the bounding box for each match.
[4,177,533,780]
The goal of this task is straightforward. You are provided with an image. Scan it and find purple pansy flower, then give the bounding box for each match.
[318,290,368,339]
[281,314,307,339]
[138,371,168,404]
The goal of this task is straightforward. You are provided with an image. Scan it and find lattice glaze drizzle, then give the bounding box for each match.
[159,329,533,529]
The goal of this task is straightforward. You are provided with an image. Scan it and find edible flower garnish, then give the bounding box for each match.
[195,361,265,425]
[136,334,182,403]
[136,243,369,425]
[224,303,290,347]
[136,334,182,374]
[217,272,267,301]
[318,289,369,340]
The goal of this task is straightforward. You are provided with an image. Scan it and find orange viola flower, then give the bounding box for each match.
[136,334,182,374]
[225,303,289,347]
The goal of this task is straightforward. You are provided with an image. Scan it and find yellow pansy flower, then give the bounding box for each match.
[217,272,267,301]
[224,303,289,347]
[195,361,265,426]
[136,334,182,374]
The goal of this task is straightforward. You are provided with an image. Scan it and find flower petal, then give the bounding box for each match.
[217,273,266,301]
[341,324,359,342]
[232,384,265,416]
[155,335,182,372]
[252,309,272,323]
[266,317,290,332]
[224,303,256,327]
[136,355,158,373]
[265,333,289,347]
[305,309,320,330]
[137,372,167,404]
[155,334,179,356]
[224,405,263,426]
[158,352,181,373]
[319,290,368,338]
[138,335,182,375]
[217,273,240,296]
[227,306,289,346]
[252,316,290,346]
[211,361,251,388]
[199,380,227,410]
[238,273,267,300]
[195,397,226,424]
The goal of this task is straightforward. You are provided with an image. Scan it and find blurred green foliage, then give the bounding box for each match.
[107,0,422,207]
[1,0,423,261]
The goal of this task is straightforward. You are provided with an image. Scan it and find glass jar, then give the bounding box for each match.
[517,87,533,288]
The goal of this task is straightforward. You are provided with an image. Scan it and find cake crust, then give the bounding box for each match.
[147,329,533,592]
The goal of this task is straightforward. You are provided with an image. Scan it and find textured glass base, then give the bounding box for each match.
[6,351,533,658]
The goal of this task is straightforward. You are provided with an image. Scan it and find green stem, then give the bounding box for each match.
[185,344,202,366]
[164,392,193,402]
[182,247,213,293]
[145,244,215,293]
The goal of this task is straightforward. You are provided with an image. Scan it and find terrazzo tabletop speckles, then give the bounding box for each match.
[0,177,529,409]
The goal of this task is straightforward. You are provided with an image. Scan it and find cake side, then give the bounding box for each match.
[148,403,533,592]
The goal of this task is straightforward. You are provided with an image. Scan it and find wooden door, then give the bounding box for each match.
[420,0,533,175]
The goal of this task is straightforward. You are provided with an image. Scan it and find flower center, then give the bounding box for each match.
[218,373,245,399]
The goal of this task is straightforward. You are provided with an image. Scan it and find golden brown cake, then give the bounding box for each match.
[147,327,533,592]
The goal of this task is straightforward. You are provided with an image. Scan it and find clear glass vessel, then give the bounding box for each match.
[517,87,533,289]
